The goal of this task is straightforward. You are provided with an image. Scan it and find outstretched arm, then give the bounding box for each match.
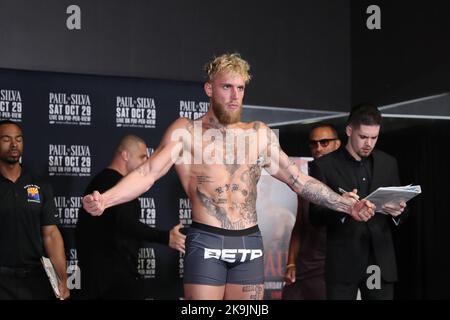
[262,127,374,221]
[83,118,188,216]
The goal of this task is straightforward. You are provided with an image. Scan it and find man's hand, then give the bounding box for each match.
[169,223,186,254]
[82,191,105,216]
[343,188,374,222]
[349,199,375,222]
[58,281,70,300]
[342,188,360,201]
[382,201,406,217]
[284,265,296,285]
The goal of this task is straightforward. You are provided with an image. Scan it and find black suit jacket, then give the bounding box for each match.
[309,148,406,284]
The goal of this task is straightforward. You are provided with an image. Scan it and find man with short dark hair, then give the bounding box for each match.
[309,104,407,300]
[0,120,69,300]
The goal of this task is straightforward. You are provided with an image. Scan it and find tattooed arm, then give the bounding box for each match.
[82,118,189,216]
[262,126,373,221]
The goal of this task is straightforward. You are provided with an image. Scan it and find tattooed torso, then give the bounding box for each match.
[174,117,267,230]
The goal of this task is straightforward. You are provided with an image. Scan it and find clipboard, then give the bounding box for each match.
[364,184,421,213]
[40,256,61,299]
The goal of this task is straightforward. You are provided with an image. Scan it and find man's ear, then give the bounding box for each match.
[121,150,129,162]
[204,82,212,98]
[345,125,352,138]
[335,139,342,149]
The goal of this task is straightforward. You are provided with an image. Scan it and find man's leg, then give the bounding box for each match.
[222,229,265,300]
[359,280,394,300]
[282,281,303,300]
[183,224,228,299]
[224,284,264,300]
[184,284,226,300]
[299,276,327,300]
[103,271,144,300]
[0,275,17,299]
[327,282,359,300]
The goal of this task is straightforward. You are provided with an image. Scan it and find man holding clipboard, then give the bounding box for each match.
[309,104,408,300]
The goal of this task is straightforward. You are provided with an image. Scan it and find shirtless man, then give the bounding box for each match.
[82,53,374,300]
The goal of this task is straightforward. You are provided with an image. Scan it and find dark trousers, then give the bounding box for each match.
[327,279,394,300]
[0,268,55,300]
[327,243,395,300]
[101,271,143,300]
[75,270,143,300]
[282,275,326,300]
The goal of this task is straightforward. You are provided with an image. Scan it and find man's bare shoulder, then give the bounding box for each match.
[165,117,194,132]
[159,118,194,145]
[238,120,270,131]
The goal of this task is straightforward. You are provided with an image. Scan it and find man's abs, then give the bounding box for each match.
[177,163,262,230]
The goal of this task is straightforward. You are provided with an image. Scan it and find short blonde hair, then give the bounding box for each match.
[204,53,252,84]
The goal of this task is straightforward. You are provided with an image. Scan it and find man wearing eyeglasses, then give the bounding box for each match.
[309,104,407,300]
[283,123,341,300]
[308,126,341,160]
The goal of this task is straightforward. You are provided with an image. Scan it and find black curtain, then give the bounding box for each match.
[378,120,450,299]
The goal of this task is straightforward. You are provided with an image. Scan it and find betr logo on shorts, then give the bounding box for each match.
[204,248,263,263]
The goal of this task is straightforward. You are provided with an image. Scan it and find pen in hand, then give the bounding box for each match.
[338,187,360,201]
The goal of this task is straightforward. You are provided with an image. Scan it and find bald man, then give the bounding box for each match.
[75,135,185,299]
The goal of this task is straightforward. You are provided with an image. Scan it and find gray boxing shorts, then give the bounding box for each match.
[183,221,264,286]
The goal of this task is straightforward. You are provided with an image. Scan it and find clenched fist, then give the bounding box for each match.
[82,191,106,216]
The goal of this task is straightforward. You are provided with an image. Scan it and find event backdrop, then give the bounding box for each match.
[0,68,304,299]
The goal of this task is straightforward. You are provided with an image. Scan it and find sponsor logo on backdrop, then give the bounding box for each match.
[139,197,156,227]
[138,248,156,279]
[67,248,81,289]
[178,198,192,278]
[116,96,156,128]
[179,198,192,226]
[48,92,91,126]
[54,195,81,227]
[67,248,79,269]
[179,100,208,120]
[179,251,184,278]
[48,144,91,177]
[0,89,22,122]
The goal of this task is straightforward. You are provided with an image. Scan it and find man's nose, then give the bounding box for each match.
[231,87,238,99]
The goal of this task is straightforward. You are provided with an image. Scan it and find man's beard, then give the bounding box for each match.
[0,154,21,165]
[212,100,242,125]
[357,147,372,158]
